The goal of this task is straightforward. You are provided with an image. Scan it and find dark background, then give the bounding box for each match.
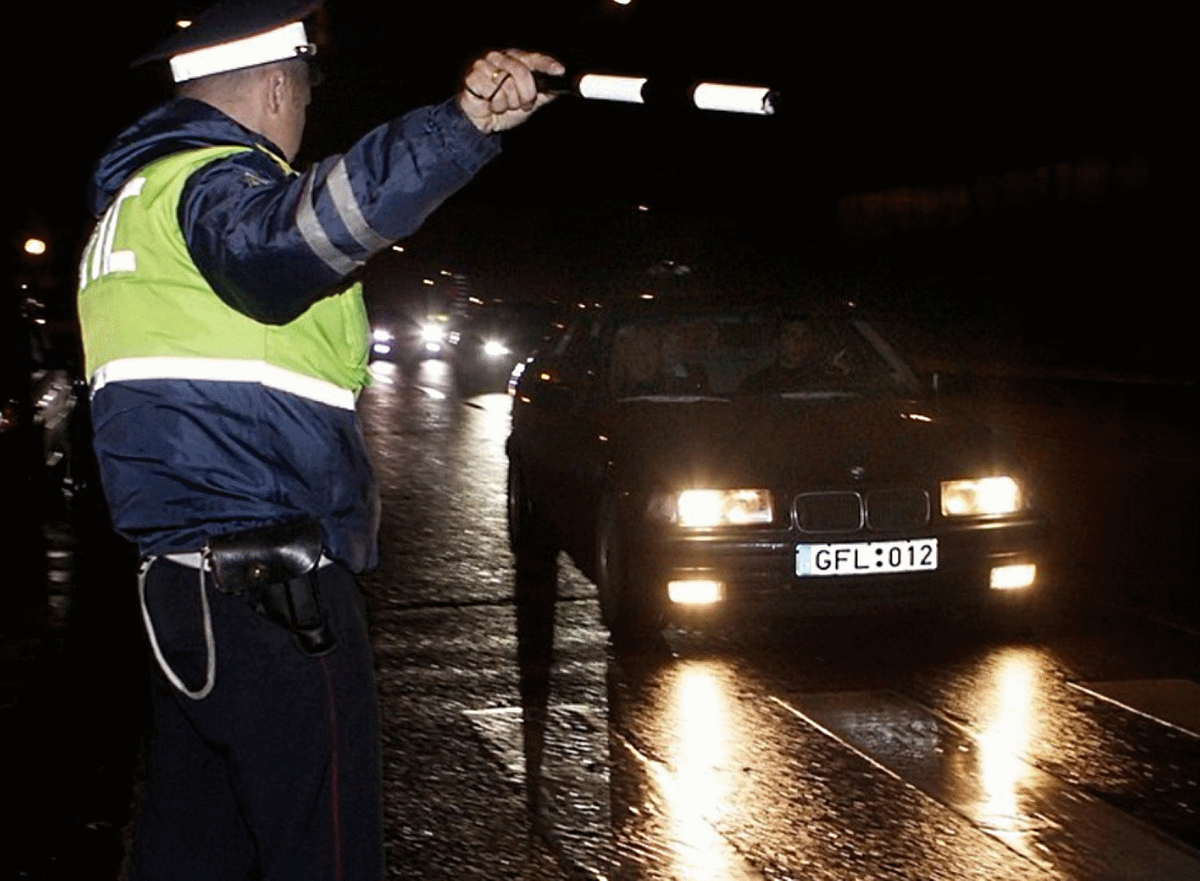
[8,0,1164,377]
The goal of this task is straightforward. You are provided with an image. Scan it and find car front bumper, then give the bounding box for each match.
[629,515,1049,617]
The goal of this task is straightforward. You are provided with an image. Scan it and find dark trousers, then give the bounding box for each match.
[130,559,383,880]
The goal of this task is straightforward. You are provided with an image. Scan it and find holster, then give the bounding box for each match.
[206,520,336,656]
[207,519,324,595]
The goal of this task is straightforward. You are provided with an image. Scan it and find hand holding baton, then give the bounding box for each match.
[531,71,779,116]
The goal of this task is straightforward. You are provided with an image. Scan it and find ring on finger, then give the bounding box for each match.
[487,71,511,101]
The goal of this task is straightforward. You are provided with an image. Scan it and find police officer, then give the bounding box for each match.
[76,1,561,877]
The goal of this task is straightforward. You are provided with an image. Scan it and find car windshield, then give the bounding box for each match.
[607,311,918,400]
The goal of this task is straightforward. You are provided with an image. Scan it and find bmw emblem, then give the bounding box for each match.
[849,465,867,482]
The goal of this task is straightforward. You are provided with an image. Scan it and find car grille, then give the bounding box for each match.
[795,489,930,533]
[866,488,931,530]
[795,492,863,531]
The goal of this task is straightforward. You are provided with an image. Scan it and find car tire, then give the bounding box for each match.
[596,497,664,643]
[507,457,557,571]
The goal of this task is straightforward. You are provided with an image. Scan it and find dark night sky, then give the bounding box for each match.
[14,3,1151,215]
[10,1,1160,371]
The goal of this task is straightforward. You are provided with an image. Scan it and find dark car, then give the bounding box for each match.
[506,293,1048,639]
[448,298,556,395]
[368,308,451,366]
[2,289,92,626]
[2,292,81,517]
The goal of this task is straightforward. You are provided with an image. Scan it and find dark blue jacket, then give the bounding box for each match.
[83,97,499,570]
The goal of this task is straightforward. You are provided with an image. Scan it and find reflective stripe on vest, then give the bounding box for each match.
[92,356,357,410]
[78,145,371,402]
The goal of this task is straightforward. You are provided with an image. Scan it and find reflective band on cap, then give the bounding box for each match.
[92,357,358,410]
[170,22,312,82]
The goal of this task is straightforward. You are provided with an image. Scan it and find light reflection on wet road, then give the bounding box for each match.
[356,360,1200,880]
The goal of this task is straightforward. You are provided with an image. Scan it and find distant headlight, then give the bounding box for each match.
[649,488,774,527]
[940,477,1022,517]
[482,340,511,359]
[371,328,394,355]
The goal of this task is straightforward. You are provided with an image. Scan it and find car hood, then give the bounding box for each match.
[601,394,1014,489]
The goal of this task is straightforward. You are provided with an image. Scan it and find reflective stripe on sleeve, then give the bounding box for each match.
[327,158,392,254]
[295,167,362,276]
[91,357,358,410]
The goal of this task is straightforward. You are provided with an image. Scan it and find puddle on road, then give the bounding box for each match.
[777,690,1200,881]
[1069,679,1200,738]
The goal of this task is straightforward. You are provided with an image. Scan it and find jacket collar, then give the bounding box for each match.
[89,98,288,216]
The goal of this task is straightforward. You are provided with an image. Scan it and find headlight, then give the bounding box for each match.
[420,323,444,344]
[371,328,393,355]
[940,476,1022,517]
[649,488,774,527]
[482,340,511,359]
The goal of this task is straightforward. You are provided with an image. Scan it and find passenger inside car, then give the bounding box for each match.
[612,320,715,398]
[611,323,662,396]
[740,319,851,393]
[659,320,714,394]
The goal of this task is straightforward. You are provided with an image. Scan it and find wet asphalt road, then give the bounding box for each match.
[3,357,1198,879]
[358,359,1200,880]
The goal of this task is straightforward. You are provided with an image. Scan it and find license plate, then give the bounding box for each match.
[796,538,938,577]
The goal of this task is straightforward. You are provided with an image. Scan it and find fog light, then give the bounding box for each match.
[990,564,1036,590]
[668,579,724,606]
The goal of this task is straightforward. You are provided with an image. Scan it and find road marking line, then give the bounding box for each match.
[1069,679,1200,738]
[775,691,1200,881]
